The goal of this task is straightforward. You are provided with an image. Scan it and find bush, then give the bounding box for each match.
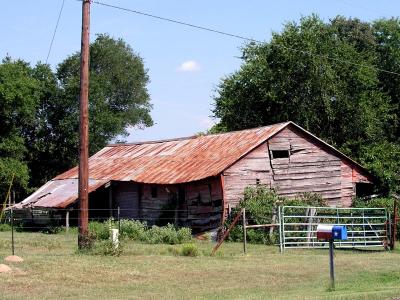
[87,219,192,245]
[0,223,11,232]
[119,219,147,240]
[180,243,199,257]
[89,221,111,240]
[224,185,327,244]
[145,224,192,244]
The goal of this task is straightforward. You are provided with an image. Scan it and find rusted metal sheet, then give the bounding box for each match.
[55,122,289,184]
[14,179,107,209]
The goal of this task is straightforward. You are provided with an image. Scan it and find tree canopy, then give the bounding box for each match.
[0,34,152,200]
[212,15,400,195]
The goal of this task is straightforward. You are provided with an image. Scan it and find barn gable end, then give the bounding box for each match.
[222,124,372,209]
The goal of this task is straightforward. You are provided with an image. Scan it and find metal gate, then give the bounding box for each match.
[278,206,389,251]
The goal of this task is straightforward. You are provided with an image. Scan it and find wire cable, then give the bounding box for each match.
[46,0,66,64]
[90,0,400,76]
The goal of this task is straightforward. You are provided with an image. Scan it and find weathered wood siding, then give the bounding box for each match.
[223,142,272,210]
[222,125,372,209]
[140,178,222,231]
[113,182,139,219]
[268,126,344,205]
[141,184,171,225]
[186,177,222,232]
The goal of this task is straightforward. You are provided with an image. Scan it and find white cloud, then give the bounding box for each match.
[177,60,201,72]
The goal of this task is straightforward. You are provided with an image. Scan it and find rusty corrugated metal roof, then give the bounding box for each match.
[16,121,372,209]
[14,179,107,209]
[55,122,289,184]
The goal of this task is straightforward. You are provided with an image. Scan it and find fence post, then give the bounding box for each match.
[278,206,283,253]
[65,210,70,232]
[243,208,247,254]
[117,206,121,233]
[11,207,14,256]
[329,239,335,290]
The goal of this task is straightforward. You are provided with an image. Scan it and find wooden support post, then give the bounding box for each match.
[269,207,276,240]
[108,184,113,218]
[212,208,243,256]
[65,210,70,232]
[243,208,247,254]
[11,208,14,256]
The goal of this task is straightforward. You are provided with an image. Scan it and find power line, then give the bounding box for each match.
[90,0,400,77]
[46,0,66,64]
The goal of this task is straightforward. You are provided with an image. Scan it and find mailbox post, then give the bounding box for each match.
[317,225,347,290]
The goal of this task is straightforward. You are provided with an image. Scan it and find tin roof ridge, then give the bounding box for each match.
[107,121,291,147]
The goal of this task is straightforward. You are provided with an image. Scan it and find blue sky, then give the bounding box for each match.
[0,0,398,142]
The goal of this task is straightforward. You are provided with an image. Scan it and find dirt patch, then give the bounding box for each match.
[5,255,24,263]
[0,264,12,273]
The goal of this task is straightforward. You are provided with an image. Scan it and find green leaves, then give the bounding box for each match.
[212,15,399,194]
[0,34,153,201]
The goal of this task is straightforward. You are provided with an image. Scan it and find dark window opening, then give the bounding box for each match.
[271,150,290,159]
[355,183,373,198]
[151,186,158,198]
[256,178,261,185]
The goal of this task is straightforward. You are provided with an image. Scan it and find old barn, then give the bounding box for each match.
[14,121,373,231]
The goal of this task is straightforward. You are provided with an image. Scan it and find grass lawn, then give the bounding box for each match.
[0,231,400,299]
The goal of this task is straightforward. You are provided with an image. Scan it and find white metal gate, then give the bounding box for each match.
[278,206,389,251]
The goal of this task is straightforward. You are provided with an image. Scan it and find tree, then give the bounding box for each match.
[0,58,40,200]
[373,18,400,139]
[213,15,396,157]
[25,34,153,189]
[212,15,399,194]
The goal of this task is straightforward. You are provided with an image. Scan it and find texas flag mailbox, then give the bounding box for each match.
[316,224,348,290]
[317,225,347,240]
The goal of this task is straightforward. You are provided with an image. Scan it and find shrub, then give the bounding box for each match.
[180,243,199,257]
[224,185,327,244]
[87,219,192,245]
[176,227,192,243]
[119,219,147,240]
[0,223,11,232]
[89,221,111,240]
[145,224,192,244]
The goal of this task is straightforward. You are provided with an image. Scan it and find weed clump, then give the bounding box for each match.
[180,244,199,257]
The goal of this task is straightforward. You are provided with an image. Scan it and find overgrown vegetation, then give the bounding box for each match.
[0,223,11,232]
[226,185,326,244]
[89,219,192,245]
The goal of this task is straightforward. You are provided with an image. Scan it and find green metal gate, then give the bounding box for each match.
[278,206,389,251]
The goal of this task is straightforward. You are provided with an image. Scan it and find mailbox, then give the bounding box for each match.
[332,226,347,240]
[317,225,347,240]
[316,224,333,240]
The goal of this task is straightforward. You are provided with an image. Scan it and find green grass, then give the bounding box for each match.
[0,231,400,299]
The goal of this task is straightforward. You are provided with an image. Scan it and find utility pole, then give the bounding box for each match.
[78,0,91,249]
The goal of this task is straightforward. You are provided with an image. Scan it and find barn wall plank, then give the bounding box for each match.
[223,142,272,208]
[113,182,139,219]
